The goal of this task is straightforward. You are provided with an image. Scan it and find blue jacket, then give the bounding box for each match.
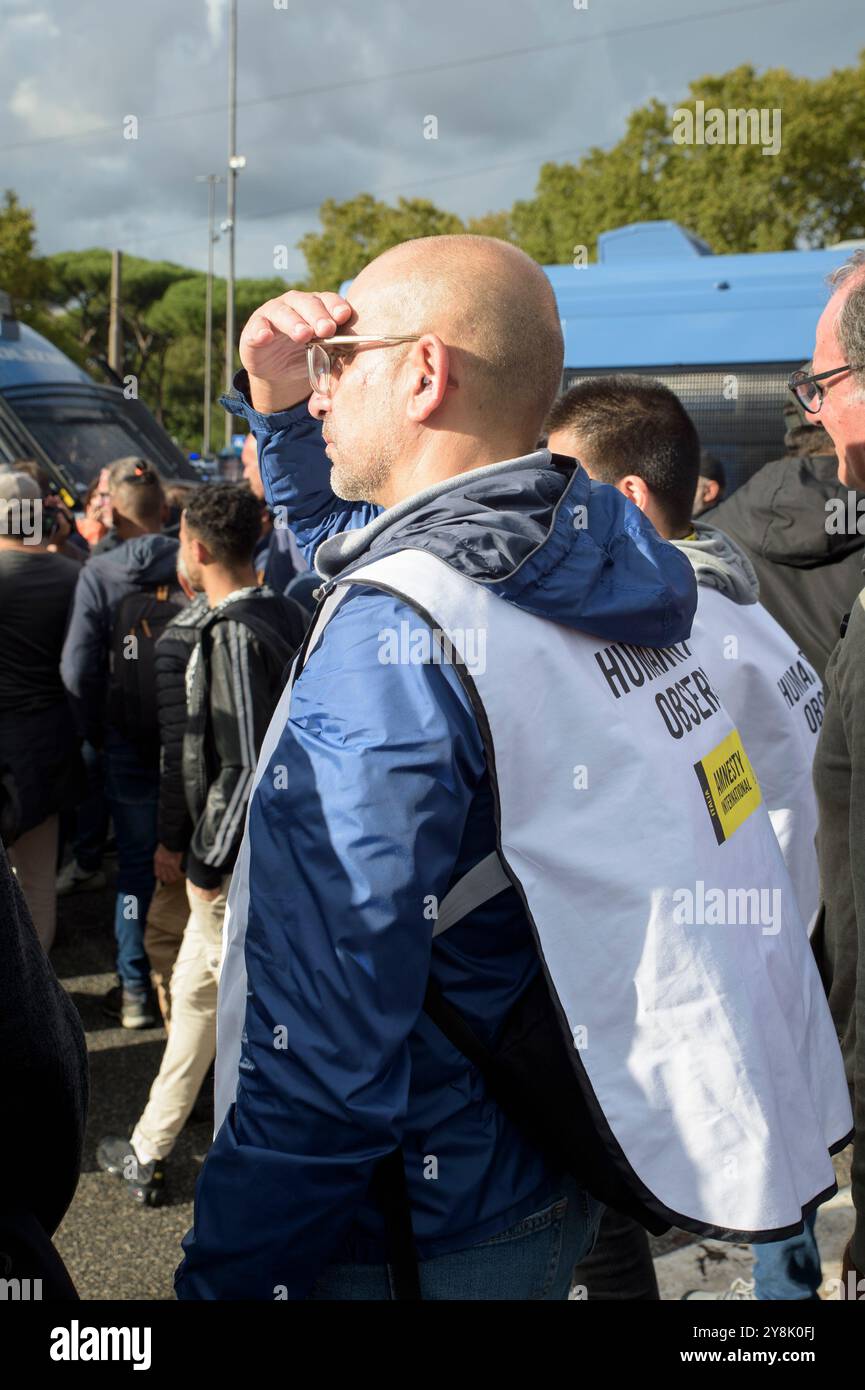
[60,534,179,748]
[175,378,696,1300]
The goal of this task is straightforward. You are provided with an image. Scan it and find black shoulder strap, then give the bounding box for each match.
[368,1149,421,1301]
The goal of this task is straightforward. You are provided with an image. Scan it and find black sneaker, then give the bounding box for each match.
[101,983,158,1029]
[101,983,122,1019]
[96,1136,166,1207]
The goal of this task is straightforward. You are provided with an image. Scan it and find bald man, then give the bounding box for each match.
[174,237,792,1301]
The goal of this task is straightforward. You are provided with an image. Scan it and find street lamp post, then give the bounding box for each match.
[195,174,223,457]
[224,0,245,447]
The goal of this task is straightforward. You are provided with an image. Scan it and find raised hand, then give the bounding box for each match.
[239,291,353,413]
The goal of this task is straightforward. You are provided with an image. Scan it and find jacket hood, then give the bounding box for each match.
[672,521,760,606]
[315,450,696,648]
[711,454,865,569]
[94,533,179,584]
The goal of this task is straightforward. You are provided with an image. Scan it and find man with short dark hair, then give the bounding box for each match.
[548,375,821,927]
[97,483,306,1203]
[548,375,827,1303]
[61,459,180,1027]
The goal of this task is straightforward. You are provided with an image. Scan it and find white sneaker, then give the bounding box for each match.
[683,1277,757,1301]
[56,860,107,896]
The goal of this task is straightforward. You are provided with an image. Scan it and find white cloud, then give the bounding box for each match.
[8,78,102,141]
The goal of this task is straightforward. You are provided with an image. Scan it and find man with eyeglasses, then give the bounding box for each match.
[174,236,850,1301]
[807,250,865,1297]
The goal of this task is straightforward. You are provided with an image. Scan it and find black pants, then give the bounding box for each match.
[570,1207,660,1300]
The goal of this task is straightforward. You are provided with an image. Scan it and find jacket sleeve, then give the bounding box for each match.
[185,621,278,890]
[59,562,110,747]
[174,590,486,1299]
[223,371,380,568]
[830,599,865,1272]
[155,630,194,853]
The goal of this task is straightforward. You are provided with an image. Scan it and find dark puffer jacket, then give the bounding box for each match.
[711,453,865,679]
[155,595,210,854]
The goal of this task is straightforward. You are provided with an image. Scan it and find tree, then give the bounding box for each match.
[0,189,51,320]
[510,54,865,262]
[297,194,465,287]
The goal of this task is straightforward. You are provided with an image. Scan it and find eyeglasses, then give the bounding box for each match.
[307,336,420,397]
[787,362,865,414]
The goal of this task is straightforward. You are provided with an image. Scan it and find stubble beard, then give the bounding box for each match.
[329,442,396,503]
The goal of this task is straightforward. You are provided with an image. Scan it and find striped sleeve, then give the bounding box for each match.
[185,621,266,890]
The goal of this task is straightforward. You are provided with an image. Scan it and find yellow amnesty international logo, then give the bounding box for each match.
[693,729,763,845]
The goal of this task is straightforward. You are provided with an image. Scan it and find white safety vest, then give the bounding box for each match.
[216,547,852,1240]
[687,588,823,931]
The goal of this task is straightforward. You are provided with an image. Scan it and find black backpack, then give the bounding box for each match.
[107,582,186,755]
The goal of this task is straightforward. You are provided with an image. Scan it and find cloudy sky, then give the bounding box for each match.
[1,0,862,284]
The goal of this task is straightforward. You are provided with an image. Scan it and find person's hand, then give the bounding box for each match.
[187,881,221,902]
[239,290,353,414]
[154,844,183,884]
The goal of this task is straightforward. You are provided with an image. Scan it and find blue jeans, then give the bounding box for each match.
[307,1174,604,1300]
[104,736,159,992]
[73,740,109,873]
[752,1211,820,1300]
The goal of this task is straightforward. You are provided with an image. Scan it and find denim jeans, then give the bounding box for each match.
[752,1211,821,1300]
[73,740,109,873]
[307,1174,604,1300]
[104,736,160,991]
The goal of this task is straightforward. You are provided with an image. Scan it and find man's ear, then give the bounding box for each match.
[192,537,210,568]
[406,334,450,423]
[617,474,652,515]
[702,478,720,505]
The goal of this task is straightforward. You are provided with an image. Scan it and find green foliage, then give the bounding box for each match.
[0,189,51,320]
[510,56,865,261]
[297,194,465,288]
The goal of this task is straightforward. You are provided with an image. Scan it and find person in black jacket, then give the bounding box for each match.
[0,839,87,1298]
[0,471,84,952]
[710,398,865,680]
[97,484,306,1204]
[60,459,180,1029]
[145,572,209,1028]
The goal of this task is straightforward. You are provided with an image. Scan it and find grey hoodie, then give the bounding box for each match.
[672,519,760,606]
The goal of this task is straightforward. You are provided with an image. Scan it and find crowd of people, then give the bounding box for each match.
[3,232,865,1303]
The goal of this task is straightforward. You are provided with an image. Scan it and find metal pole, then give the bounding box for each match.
[224,0,237,447]
[203,177,216,455]
[108,250,123,376]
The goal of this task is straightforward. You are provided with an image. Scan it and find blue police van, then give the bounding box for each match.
[0,292,198,507]
[547,220,859,490]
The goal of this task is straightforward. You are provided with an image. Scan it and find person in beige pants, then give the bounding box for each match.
[144,876,190,1028]
[130,875,230,1166]
[95,482,306,1204]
